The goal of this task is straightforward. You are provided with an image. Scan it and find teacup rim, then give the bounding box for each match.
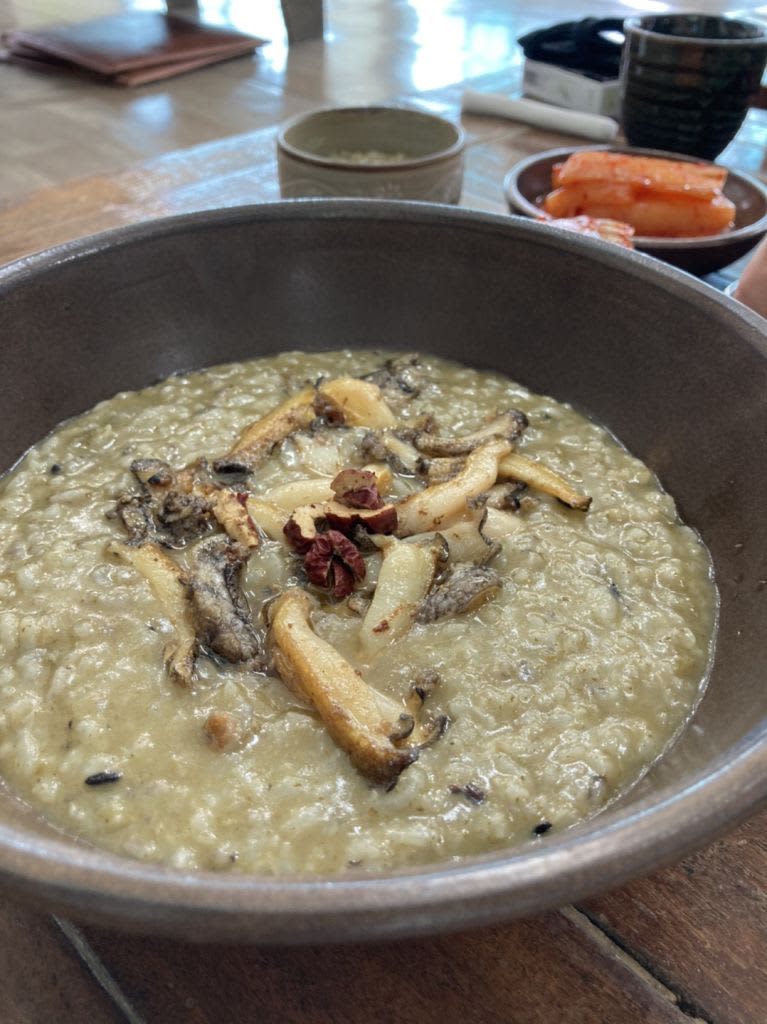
[624,13,767,46]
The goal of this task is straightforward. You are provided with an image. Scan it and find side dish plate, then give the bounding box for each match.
[504,144,767,274]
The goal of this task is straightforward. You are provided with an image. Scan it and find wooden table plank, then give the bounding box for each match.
[76,909,700,1024]
[582,808,767,1024]
[0,903,125,1024]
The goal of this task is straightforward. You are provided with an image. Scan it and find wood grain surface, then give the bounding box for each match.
[0,904,124,1024]
[584,809,767,1024]
[77,909,698,1024]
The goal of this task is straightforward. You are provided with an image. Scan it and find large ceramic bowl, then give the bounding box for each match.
[504,145,767,275]
[0,203,766,943]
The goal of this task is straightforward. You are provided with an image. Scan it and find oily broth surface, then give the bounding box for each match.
[0,350,716,874]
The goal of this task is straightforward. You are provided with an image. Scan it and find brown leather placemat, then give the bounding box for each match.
[2,12,266,85]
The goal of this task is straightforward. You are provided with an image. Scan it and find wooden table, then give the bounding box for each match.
[2,10,767,1023]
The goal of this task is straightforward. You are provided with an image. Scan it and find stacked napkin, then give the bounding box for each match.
[2,11,266,87]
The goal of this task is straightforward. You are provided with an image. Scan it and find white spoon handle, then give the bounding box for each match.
[461,90,619,143]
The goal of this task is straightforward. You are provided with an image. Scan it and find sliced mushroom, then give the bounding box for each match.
[265,463,392,513]
[416,563,502,624]
[346,591,372,617]
[213,386,317,474]
[412,410,528,457]
[407,668,441,711]
[265,478,334,511]
[242,497,290,543]
[437,510,501,565]
[472,481,528,511]
[361,354,427,400]
[402,670,449,748]
[359,535,448,655]
[481,506,526,543]
[171,457,213,496]
[156,490,216,547]
[359,431,388,463]
[108,540,197,687]
[210,490,261,549]
[365,462,393,497]
[359,431,423,477]
[111,493,157,546]
[130,458,174,489]
[416,455,465,484]
[266,589,421,786]
[395,438,511,537]
[498,452,591,510]
[187,536,261,664]
[317,378,397,429]
[115,458,215,548]
[383,433,424,475]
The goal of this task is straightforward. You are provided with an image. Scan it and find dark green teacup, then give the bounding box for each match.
[620,14,767,160]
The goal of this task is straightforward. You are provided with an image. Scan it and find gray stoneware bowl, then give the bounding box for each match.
[277,106,465,202]
[0,203,766,943]
[504,144,767,276]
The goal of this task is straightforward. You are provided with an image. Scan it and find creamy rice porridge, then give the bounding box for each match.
[0,350,716,874]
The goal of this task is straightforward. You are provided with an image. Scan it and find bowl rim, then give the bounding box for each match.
[503,144,767,251]
[276,105,465,172]
[1,200,766,941]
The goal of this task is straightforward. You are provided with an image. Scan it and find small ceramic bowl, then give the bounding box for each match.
[504,144,767,275]
[277,106,465,203]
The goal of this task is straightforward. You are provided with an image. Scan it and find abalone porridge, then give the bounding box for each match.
[0,350,716,875]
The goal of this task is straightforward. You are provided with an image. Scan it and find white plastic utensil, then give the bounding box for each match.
[461,91,619,142]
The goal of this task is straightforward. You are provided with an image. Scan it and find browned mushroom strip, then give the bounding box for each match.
[188,537,260,664]
[210,490,261,548]
[498,453,592,511]
[108,540,197,687]
[213,386,317,474]
[111,493,157,546]
[267,590,419,786]
[416,564,502,624]
[317,378,397,428]
[473,481,528,511]
[481,507,526,543]
[383,433,422,475]
[172,457,213,496]
[395,439,511,537]
[157,491,216,546]
[437,510,501,565]
[129,455,263,549]
[242,497,290,543]
[115,458,215,548]
[359,536,448,655]
[412,410,528,457]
